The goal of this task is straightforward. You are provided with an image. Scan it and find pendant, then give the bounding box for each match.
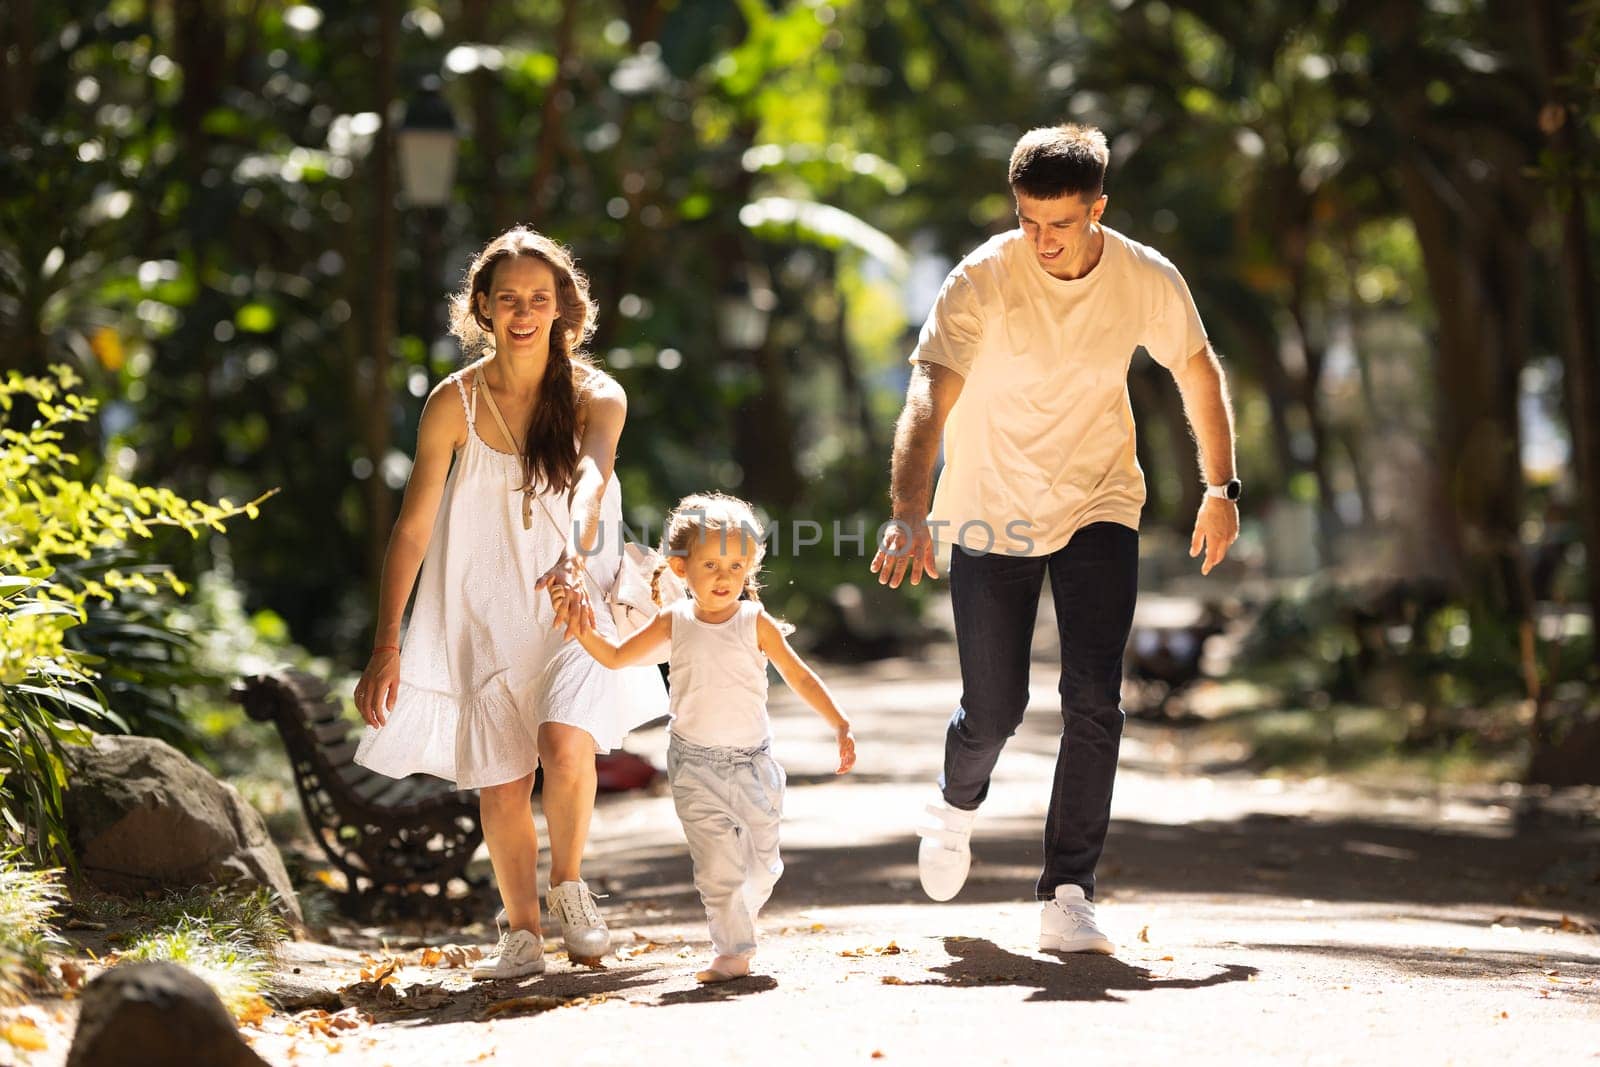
[522,489,533,531]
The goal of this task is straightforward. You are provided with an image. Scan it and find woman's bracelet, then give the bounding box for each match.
[373,644,400,655]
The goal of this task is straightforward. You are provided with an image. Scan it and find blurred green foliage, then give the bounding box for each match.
[1,1,1596,774]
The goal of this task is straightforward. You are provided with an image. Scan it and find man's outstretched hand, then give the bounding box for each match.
[1190,497,1239,576]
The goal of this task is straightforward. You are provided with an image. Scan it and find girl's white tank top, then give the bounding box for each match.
[666,599,770,748]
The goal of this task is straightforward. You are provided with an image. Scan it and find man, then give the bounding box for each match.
[871,124,1239,955]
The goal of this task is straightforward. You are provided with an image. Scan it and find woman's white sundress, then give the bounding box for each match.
[354,366,668,790]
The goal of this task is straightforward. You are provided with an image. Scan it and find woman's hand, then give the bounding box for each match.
[536,551,596,640]
[354,648,402,728]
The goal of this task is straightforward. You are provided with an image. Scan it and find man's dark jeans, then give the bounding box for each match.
[940,521,1139,902]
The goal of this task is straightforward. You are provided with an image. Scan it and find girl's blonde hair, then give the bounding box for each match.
[447,226,601,494]
[652,492,767,602]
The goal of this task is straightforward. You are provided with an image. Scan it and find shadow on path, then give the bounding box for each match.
[653,975,780,1005]
[1239,942,1600,994]
[902,937,1257,1003]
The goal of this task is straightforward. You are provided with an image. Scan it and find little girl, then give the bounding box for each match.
[550,492,855,983]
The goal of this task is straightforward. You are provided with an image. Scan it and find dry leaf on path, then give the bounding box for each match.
[1137,926,1151,943]
[58,960,87,989]
[840,942,903,958]
[1558,915,1597,935]
[481,995,570,1019]
[419,945,482,969]
[881,976,909,985]
[1,1021,47,1051]
[236,996,274,1027]
[359,956,401,986]
[617,938,683,960]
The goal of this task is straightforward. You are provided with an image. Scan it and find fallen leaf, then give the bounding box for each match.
[810,923,826,932]
[1558,915,1597,935]
[1137,925,1150,943]
[840,942,903,958]
[1,1021,47,1051]
[359,955,401,985]
[401,985,451,1009]
[236,996,274,1027]
[871,1052,885,1059]
[617,938,683,960]
[1500,1012,1508,1019]
[881,976,908,985]
[419,947,443,967]
[1159,956,1174,962]
[58,960,87,989]
[481,995,571,1019]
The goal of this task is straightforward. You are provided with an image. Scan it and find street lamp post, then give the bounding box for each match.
[396,78,459,208]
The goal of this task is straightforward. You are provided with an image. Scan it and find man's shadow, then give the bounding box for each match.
[915,937,1257,1003]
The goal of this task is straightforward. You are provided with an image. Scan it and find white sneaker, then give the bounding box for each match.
[546,879,610,960]
[471,928,546,980]
[1040,884,1115,954]
[916,800,976,902]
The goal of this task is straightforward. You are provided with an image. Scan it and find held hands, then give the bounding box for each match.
[354,648,400,729]
[834,723,857,774]
[1190,496,1240,576]
[536,551,596,640]
[870,513,940,589]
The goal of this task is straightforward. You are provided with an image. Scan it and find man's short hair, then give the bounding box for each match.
[1008,124,1109,201]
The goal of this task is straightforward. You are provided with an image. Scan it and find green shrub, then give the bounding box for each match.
[0,366,268,864]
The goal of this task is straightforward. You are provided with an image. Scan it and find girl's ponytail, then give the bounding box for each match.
[650,559,670,607]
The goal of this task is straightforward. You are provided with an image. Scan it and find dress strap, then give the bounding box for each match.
[450,371,474,424]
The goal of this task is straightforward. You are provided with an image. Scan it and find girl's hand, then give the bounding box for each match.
[835,723,857,774]
[354,648,401,728]
[536,551,596,640]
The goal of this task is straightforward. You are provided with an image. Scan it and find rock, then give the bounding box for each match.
[266,971,343,1012]
[66,962,269,1067]
[63,734,303,922]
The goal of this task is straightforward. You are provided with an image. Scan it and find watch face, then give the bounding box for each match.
[1226,479,1242,501]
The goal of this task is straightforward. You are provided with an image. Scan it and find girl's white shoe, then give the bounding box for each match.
[472,929,546,980]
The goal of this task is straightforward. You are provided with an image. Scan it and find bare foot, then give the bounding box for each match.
[694,955,751,984]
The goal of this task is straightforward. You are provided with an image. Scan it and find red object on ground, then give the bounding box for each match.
[595,751,659,793]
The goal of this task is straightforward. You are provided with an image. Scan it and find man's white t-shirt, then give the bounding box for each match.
[911,226,1208,557]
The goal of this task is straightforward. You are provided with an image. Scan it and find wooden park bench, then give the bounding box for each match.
[233,670,482,905]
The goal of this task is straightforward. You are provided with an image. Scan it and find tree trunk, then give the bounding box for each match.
[170,0,228,483]
[461,0,510,230]
[366,0,399,587]
[1396,155,1531,632]
[528,0,580,219]
[0,0,35,127]
[1533,0,1600,668]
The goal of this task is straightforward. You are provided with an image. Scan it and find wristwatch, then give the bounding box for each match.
[1205,479,1242,501]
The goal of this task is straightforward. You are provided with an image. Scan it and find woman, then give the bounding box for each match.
[353,226,666,978]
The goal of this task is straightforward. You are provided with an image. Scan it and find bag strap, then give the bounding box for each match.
[479,369,613,602]
[476,368,523,454]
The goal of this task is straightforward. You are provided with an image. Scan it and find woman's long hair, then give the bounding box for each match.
[448,226,600,495]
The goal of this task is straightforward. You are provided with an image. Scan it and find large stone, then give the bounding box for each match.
[63,734,302,922]
[66,961,269,1067]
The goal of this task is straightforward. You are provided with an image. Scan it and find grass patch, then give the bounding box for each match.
[0,851,64,1005]
[78,886,287,1018]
